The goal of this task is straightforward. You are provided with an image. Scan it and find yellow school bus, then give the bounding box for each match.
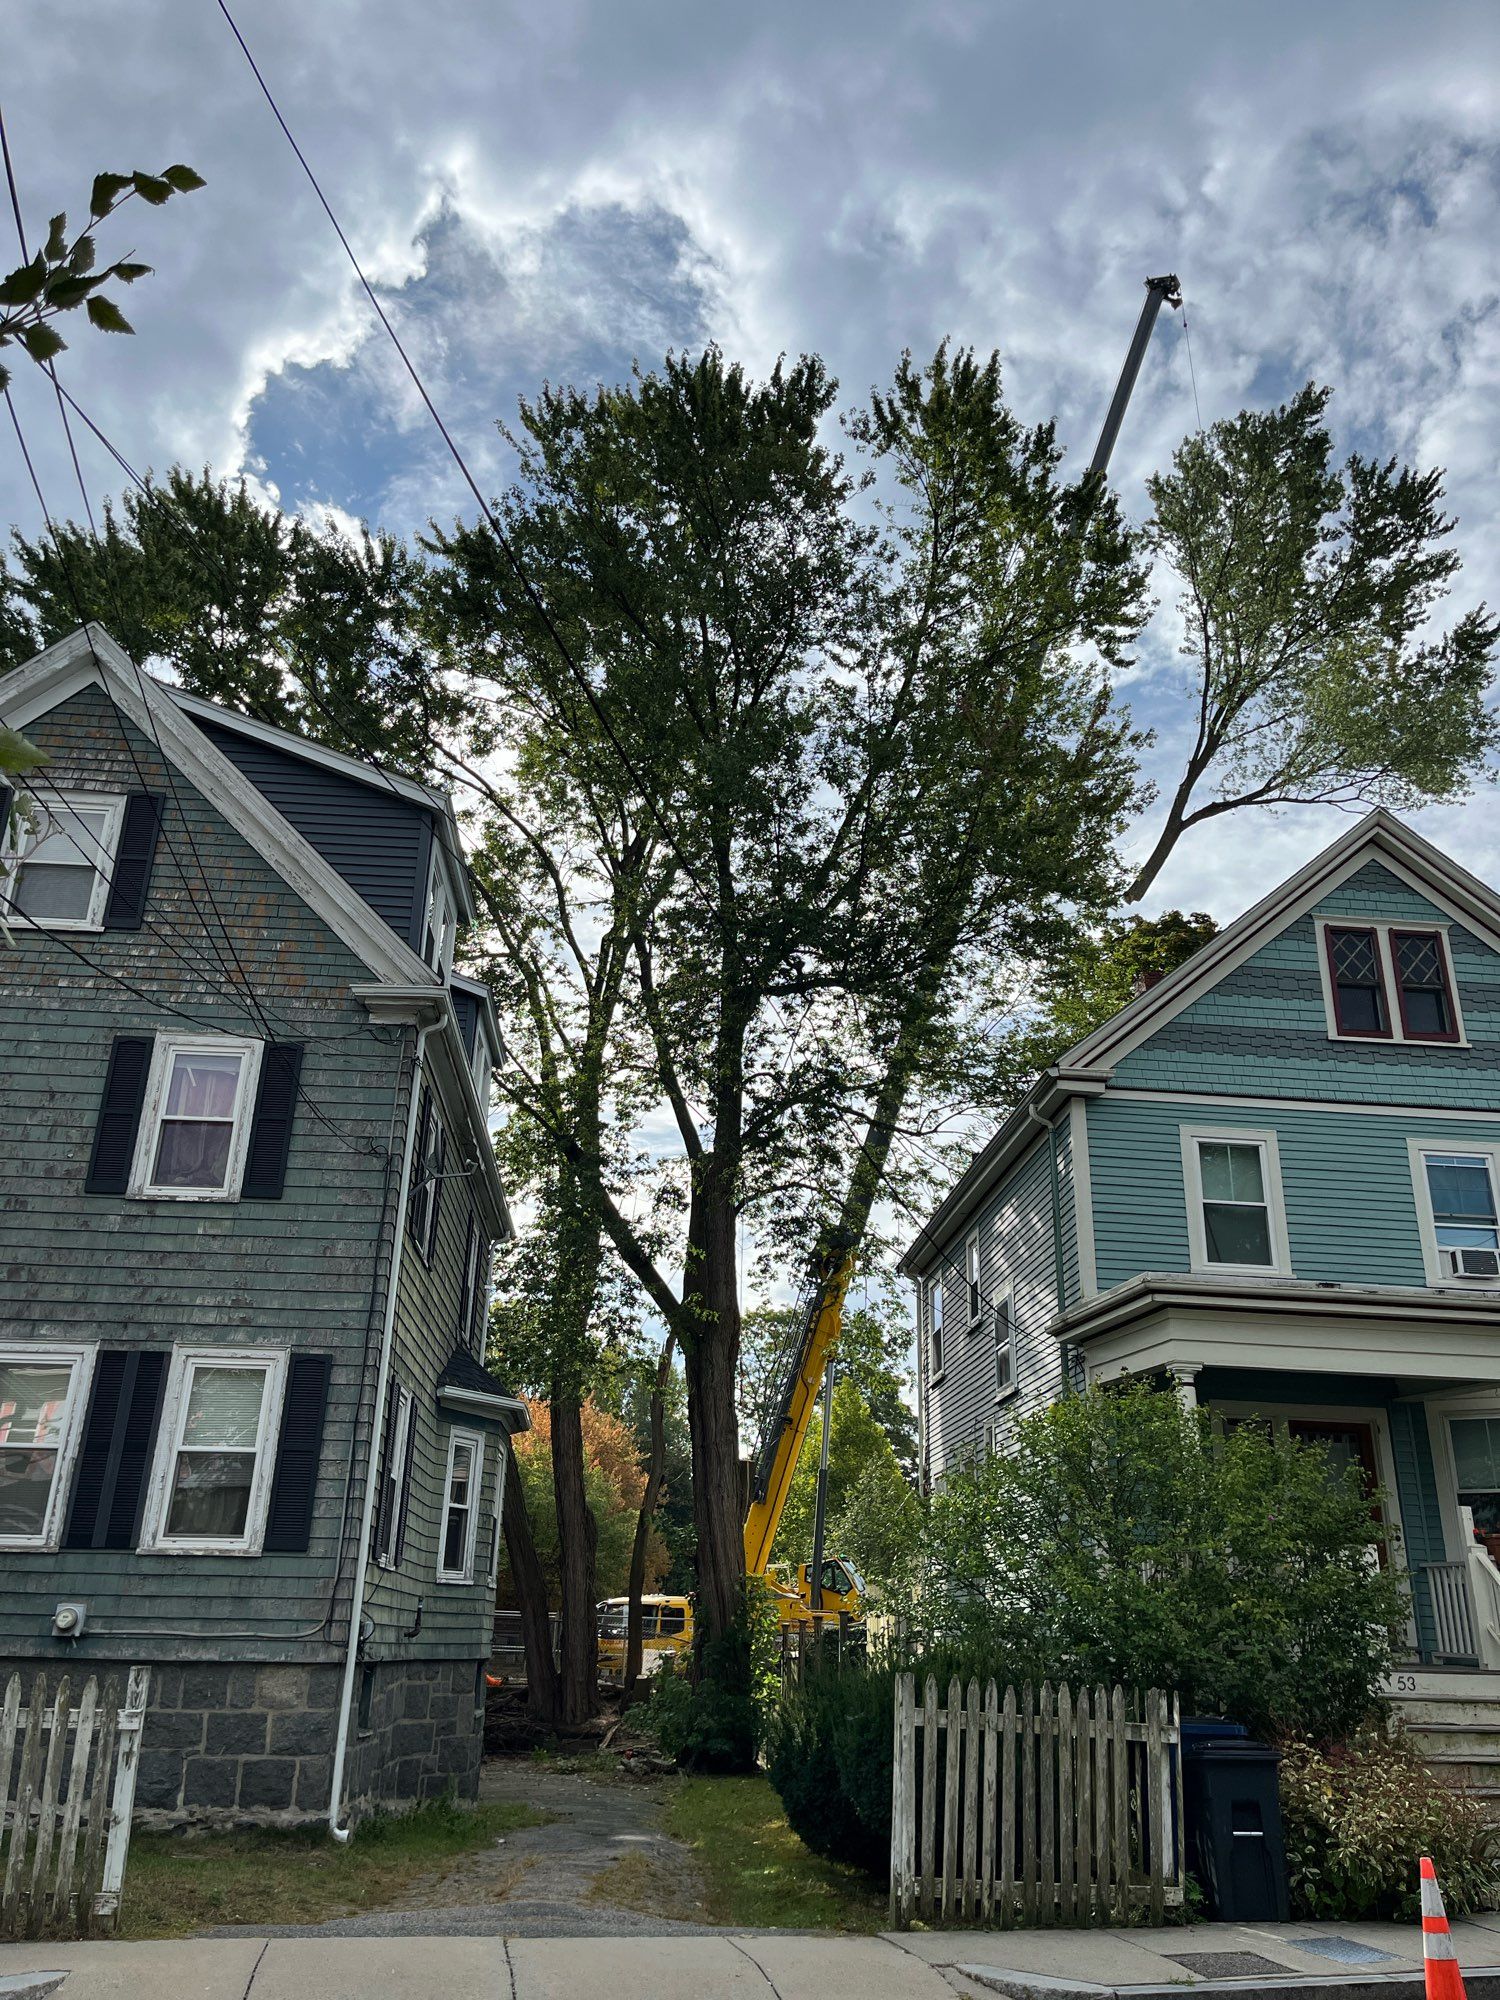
[596,1594,694,1683]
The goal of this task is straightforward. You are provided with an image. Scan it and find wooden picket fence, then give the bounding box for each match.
[889,1675,1184,1928]
[0,1667,149,1940]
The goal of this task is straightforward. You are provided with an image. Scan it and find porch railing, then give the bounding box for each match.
[1424,1561,1481,1664]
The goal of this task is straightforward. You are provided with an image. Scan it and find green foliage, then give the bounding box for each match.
[644,1587,780,1772]
[1279,1732,1500,1921]
[1007,910,1219,1080]
[1,469,457,776]
[770,1378,922,1592]
[1132,381,1500,898]
[915,1384,1405,1740]
[0,166,203,392]
[765,1657,897,1877]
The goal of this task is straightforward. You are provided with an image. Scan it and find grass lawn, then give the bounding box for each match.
[120,1796,546,1939]
[663,1775,886,1932]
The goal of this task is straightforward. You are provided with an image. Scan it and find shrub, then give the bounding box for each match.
[915,1384,1407,1740]
[1279,1731,1500,1921]
[765,1657,895,1876]
[643,1586,780,1772]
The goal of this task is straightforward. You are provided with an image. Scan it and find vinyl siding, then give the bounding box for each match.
[1111,860,1500,1106]
[924,1117,1070,1482]
[197,719,436,950]
[0,685,404,1663]
[364,1102,502,1663]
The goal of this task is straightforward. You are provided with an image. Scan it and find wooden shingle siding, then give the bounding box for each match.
[0,686,403,1662]
[1113,861,1500,1106]
[196,719,436,950]
[926,1121,1072,1481]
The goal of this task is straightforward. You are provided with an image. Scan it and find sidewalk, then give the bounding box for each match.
[6,1918,1500,2000]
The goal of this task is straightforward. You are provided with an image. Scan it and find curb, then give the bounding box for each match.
[952,1966,1500,1999]
[0,1977,68,2000]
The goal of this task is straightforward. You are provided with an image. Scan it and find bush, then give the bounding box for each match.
[1279,1731,1500,1921]
[766,1657,895,1876]
[915,1384,1407,1740]
[643,1587,780,1772]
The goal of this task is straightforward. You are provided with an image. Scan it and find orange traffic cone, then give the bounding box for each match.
[1421,1854,1468,1999]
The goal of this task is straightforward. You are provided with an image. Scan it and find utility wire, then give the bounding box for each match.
[1181,299,1205,437]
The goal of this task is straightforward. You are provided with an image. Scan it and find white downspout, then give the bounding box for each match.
[329,1020,432,1842]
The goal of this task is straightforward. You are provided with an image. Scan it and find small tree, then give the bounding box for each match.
[917,1383,1405,1740]
[1128,384,1499,901]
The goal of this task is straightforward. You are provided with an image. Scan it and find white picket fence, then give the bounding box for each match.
[0,1667,149,1940]
[889,1675,1184,1928]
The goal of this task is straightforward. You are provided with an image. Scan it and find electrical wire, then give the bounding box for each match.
[1181,299,1205,437]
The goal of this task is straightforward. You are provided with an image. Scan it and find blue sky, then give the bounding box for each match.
[6,0,1500,925]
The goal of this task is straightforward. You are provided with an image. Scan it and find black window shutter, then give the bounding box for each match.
[374,1381,401,1562]
[0,784,13,848]
[472,1235,490,1353]
[242,1044,304,1200]
[426,1120,446,1262]
[102,793,165,931]
[65,1350,168,1550]
[85,1037,154,1194]
[407,1089,430,1240]
[264,1354,331,1554]
[458,1211,476,1335]
[394,1397,418,1565]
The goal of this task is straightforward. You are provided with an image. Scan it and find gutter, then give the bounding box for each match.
[328,1019,432,1844]
[1051,1271,1500,1345]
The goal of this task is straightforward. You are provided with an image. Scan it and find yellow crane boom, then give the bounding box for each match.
[743,1251,854,1576]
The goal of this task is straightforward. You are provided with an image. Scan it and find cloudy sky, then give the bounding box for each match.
[6,0,1500,924]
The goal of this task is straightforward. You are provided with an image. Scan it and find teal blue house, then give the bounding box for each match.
[904,811,1500,1764]
[0,626,525,1826]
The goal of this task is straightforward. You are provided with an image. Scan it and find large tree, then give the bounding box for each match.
[433,345,1148,1697]
[1127,383,1499,901]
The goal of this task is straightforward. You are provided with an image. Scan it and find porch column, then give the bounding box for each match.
[1167,1364,1201,1411]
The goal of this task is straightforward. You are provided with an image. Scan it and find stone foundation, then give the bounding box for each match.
[0,1655,485,1828]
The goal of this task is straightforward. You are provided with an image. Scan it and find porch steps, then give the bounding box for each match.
[1383,1671,1500,1810]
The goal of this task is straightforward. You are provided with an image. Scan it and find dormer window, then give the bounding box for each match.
[1317,920,1464,1046]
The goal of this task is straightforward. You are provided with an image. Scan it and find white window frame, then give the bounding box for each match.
[424,863,457,977]
[375,1383,415,1568]
[923,1271,945,1382]
[965,1232,983,1329]
[128,1033,265,1202]
[993,1282,1018,1402]
[1180,1125,1292,1277]
[0,1341,96,1552]
[1409,1138,1500,1288]
[0,789,126,933]
[436,1426,485,1584]
[1314,919,1468,1047]
[140,1346,288,1556]
[487,1440,509,1589]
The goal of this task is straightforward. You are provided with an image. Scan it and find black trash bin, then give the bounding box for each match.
[1181,1719,1290,1922]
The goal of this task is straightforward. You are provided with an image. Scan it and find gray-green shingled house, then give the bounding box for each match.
[0,623,526,1826]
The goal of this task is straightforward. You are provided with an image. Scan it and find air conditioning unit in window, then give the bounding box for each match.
[1442,1247,1500,1279]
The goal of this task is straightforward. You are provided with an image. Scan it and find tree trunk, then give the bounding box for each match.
[551,1389,600,1726]
[682,1173,748,1655]
[624,1331,677,1696]
[501,1460,562,1728]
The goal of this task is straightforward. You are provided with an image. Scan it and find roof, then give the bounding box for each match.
[900,808,1500,1276]
[436,1346,529,1430]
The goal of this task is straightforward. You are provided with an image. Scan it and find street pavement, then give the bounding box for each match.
[8,1917,1500,1999]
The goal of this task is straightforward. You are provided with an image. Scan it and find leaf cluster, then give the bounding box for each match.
[0,165,204,390]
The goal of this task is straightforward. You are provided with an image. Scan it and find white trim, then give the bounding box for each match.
[0,626,442,985]
[1408,1138,1500,1291]
[436,1426,485,1584]
[1069,1096,1098,1298]
[1105,1087,1500,1125]
[437,1384,530,1425]
[128,1033,264,1201]
[488,1441,508,1590]
[1179,1125,1292,1278]
[964,1230,983,1332]
[139,1346,288,1556]
[0,1342,96,1552]
[0,789,125,932]
[1314,919,1468,1047]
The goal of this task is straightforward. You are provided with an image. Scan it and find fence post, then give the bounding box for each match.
[999,1684,1017,1928]
[1110,1685,1129,1924]
[920,1675,938,1921]
[1057,1682,1075,1926]
[981,1679,998,1925]
[941,1676,961,1920]
[50,1678,98,1931]
[93,1667,149,1931]
[889,1673,915,1925]
[25,1674,71,1937]
[1146,1688,1165,1926]
[962,1678,980,1920]
[1075,1683,1093,1923]
[2,1674,47,1936]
